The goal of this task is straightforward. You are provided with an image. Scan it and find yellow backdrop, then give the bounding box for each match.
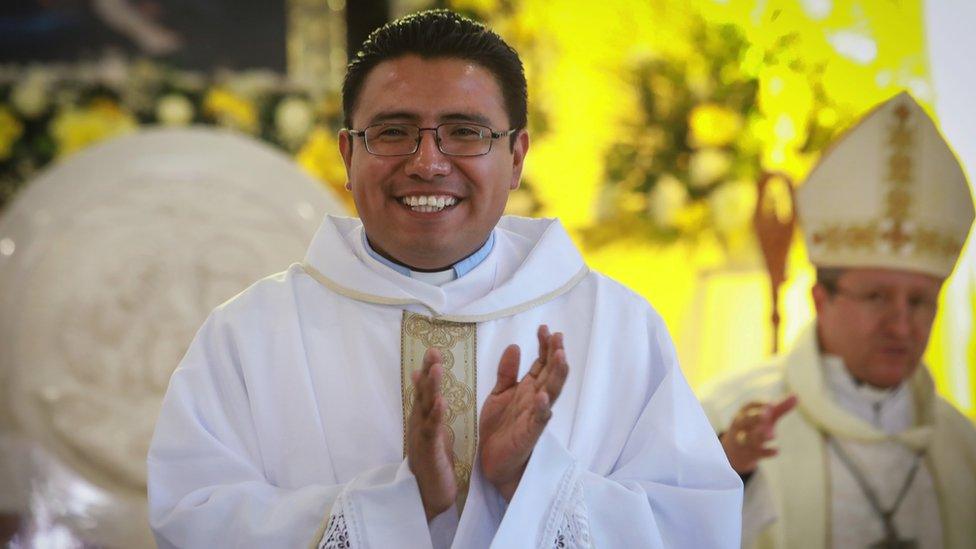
[450,0,974,416]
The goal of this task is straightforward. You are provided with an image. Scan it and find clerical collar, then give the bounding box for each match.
[821,354,913,433]
[361,231,495,284]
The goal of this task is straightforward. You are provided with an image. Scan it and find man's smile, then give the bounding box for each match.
[398,194,460,213]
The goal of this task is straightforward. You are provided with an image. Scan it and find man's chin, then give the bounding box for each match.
[866,358,918,388]
[383,239,470,271]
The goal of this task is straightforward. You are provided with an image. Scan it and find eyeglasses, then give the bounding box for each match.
[346,123,518,157]
[828,285,938,324]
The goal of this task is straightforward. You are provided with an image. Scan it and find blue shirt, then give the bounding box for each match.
[362,231,495,279]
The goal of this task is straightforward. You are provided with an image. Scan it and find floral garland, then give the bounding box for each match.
[0,55,351,212]
[588,16,846,250]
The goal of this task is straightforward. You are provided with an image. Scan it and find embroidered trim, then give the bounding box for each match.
[541,464,592,549]
[401,311,478,509]
[299,262,417,306]
[317,495,358,549]
[298,262,590,322]
[318,512,351,549]
[309,501,334,549]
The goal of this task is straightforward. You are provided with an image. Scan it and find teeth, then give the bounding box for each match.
[400,195,458,212]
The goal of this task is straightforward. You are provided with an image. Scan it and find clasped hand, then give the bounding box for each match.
[406,325,569,521]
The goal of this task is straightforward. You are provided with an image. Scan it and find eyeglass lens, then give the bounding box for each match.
[363,123,495,156]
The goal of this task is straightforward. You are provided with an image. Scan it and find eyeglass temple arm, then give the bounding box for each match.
[491,128,520,139]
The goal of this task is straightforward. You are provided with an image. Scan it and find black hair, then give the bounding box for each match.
[342,9,527,139]
[816,267,847,293]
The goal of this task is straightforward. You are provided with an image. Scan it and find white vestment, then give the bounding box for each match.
[702,324,976,549]
[148,215,742,549]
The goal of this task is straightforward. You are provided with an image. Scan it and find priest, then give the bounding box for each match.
[702,92,976,549]
[147,9,742,549]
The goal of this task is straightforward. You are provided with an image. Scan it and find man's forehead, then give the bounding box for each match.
[364,110,494,125]
[837,267,944,288]
[352,55,506,125]
[367,54,488,81]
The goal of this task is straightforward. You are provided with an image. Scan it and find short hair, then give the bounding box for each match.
[341,9,527,136]
[816,267,846,293]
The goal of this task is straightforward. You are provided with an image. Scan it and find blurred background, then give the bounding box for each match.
[0,0,973,546]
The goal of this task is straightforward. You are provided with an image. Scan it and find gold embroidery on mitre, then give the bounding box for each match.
[400,311,477,509]
[810,100,960,261]
[885,188,911,221]
[812,222,880,251]
[882,101,914,249]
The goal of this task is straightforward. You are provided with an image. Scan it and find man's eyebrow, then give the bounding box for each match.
[440,112,493,126]
[367,111,419,124]
[365,111,496,126]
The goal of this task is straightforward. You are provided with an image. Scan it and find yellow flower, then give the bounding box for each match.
[709,180,757,234]
[685,60,714,99]
[203,87,258,133]
[156,94,195,126]
[689,104,742,147]
[11,69,51,118]
[0,106,24,160]
[296,126,355,213]
[674,201,709,234]
[648,75,676,119]
[50,100,137,157]
[689,148,732,188]
[647,174,689,227]
[275,96,314,147]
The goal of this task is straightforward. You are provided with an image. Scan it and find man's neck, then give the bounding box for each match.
[821,354,913,433]
[814,328,904,391]
[371,246,453,273]
[362,232,495,280]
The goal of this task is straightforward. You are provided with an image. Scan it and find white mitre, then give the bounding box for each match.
[797,91,975,278]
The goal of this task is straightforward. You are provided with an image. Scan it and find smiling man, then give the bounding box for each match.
[147,9,741,549]
[702,93,976,549]
[340,54,522,273]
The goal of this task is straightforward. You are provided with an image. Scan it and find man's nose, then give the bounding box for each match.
[883,298,914,337]
[405,130,451,180]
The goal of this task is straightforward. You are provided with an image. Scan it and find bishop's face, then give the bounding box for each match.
[813,267,943,388]
[339,55,528,270]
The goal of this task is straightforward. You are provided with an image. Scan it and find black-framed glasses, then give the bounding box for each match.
[828,285,938,324]
[346,123,518,157]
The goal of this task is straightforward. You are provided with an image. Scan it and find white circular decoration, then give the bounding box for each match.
[0,126,345,547]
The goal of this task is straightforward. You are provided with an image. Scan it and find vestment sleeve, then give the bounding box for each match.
[147,314,438,549]
[491,314,743,548]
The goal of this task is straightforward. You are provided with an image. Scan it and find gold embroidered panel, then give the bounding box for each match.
[400,311,477,507]
[809,101,963,260]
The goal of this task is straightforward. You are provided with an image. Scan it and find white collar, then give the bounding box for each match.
[821,354,914,434]
[301,215,588,319]
[410,269,456,287]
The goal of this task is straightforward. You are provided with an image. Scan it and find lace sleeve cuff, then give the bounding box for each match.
[312,460,432,549]
[492,430,593,548]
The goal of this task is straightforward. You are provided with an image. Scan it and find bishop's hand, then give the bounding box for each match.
[720,395,798,475]
[479,325,569,501]
[406,348,457,521]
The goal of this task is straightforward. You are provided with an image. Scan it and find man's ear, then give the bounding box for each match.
[811,283,830,316]
[339,129,354,178]
[509,130,530,190]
